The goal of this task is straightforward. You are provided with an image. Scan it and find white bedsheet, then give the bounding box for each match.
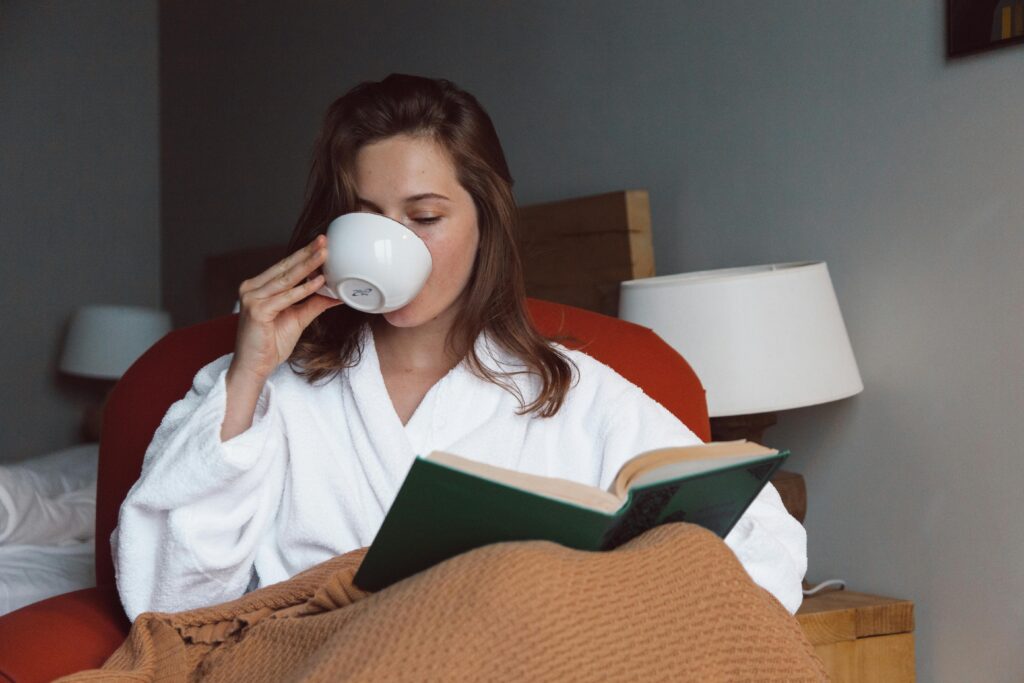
[0,443,99,616]
[0,443,98,545]
[0,540,96,616]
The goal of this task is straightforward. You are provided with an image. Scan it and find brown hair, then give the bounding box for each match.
[284,73,576,417]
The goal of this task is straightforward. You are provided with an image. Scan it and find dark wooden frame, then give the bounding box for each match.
[947,0,1024,57]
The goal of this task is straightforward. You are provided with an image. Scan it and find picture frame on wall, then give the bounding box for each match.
[948,0,1024,56]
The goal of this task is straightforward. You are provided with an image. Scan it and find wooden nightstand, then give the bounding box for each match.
[796,589,915,682]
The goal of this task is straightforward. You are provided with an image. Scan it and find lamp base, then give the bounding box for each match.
[80,383,115,442]
[710,412,806,523]
[710,412,778,444]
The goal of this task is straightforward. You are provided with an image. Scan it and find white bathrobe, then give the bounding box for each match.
[111,325,807,622]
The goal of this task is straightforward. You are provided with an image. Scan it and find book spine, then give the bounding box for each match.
[599,483,679,551]
[599,454,787,551]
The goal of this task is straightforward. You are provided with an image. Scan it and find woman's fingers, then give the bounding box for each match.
[241,235,325,294]
[248,241,328,301]
[261,272,327,316]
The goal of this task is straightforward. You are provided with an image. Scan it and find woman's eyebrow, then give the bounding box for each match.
[356,193,450,210]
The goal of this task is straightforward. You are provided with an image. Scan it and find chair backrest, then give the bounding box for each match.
[94,299,709,587]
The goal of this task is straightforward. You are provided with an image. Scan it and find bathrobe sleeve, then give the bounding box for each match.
[110,353,287,622]
[597,384,807,615]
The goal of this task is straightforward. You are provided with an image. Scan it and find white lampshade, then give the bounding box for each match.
[59,305,172,379]
[619,261,863,417]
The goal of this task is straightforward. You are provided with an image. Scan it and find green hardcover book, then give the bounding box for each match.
[352,440,788,591]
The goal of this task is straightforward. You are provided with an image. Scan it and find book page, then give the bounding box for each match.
[609,440,778,499]
[425,451,623,513]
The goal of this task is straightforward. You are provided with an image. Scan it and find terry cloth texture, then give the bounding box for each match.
[59,523,826,682]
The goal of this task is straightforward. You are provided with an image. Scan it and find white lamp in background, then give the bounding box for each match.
[620,261,862,420]
[619,261,863,522]
[60,305,172,439]
[60,305,172,379]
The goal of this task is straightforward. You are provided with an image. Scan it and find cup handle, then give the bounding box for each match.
[315,283,338,299]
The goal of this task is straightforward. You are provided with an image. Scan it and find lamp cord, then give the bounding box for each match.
[803,578,846,597]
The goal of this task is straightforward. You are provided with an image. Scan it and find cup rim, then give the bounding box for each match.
[324,211,432,265]
[329,210,416,235]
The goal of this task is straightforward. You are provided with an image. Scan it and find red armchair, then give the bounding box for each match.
[0,299,709,683]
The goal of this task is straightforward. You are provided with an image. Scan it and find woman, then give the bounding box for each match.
[111,74,806,623]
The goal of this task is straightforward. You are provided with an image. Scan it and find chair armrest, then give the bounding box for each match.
[0,586,129,683]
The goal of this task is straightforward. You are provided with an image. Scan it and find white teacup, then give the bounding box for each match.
[315,212,433,313]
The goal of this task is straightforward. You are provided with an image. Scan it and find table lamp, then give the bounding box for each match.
[60,304,172,439]
[619,261,863,521]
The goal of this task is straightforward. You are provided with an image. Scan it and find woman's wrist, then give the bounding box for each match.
[226,355,272,386]
[222,363,269,442]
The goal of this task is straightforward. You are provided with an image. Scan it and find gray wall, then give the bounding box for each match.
[0,1,160,463]
[159,2,1023,680]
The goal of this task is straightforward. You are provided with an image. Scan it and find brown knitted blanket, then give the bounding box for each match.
[58,523,825,682]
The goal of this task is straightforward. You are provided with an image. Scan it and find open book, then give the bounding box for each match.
[352,440,788,591]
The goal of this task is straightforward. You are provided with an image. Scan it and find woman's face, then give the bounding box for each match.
[351,134,480,328]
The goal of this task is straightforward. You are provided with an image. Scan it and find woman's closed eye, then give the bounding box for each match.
[354,203,440,224]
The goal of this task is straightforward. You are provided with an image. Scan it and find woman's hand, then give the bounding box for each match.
[220,234,341,442]
[230,234,343,382]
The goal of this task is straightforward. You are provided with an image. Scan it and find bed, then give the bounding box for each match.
[0,187,720,683]
[0,443,99,616]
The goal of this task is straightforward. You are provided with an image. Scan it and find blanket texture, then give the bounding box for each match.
[58,524,825,682]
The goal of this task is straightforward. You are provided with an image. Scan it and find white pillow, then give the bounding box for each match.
[0,443,99,546]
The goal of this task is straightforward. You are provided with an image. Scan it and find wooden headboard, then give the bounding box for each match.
[203,189,655,320]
